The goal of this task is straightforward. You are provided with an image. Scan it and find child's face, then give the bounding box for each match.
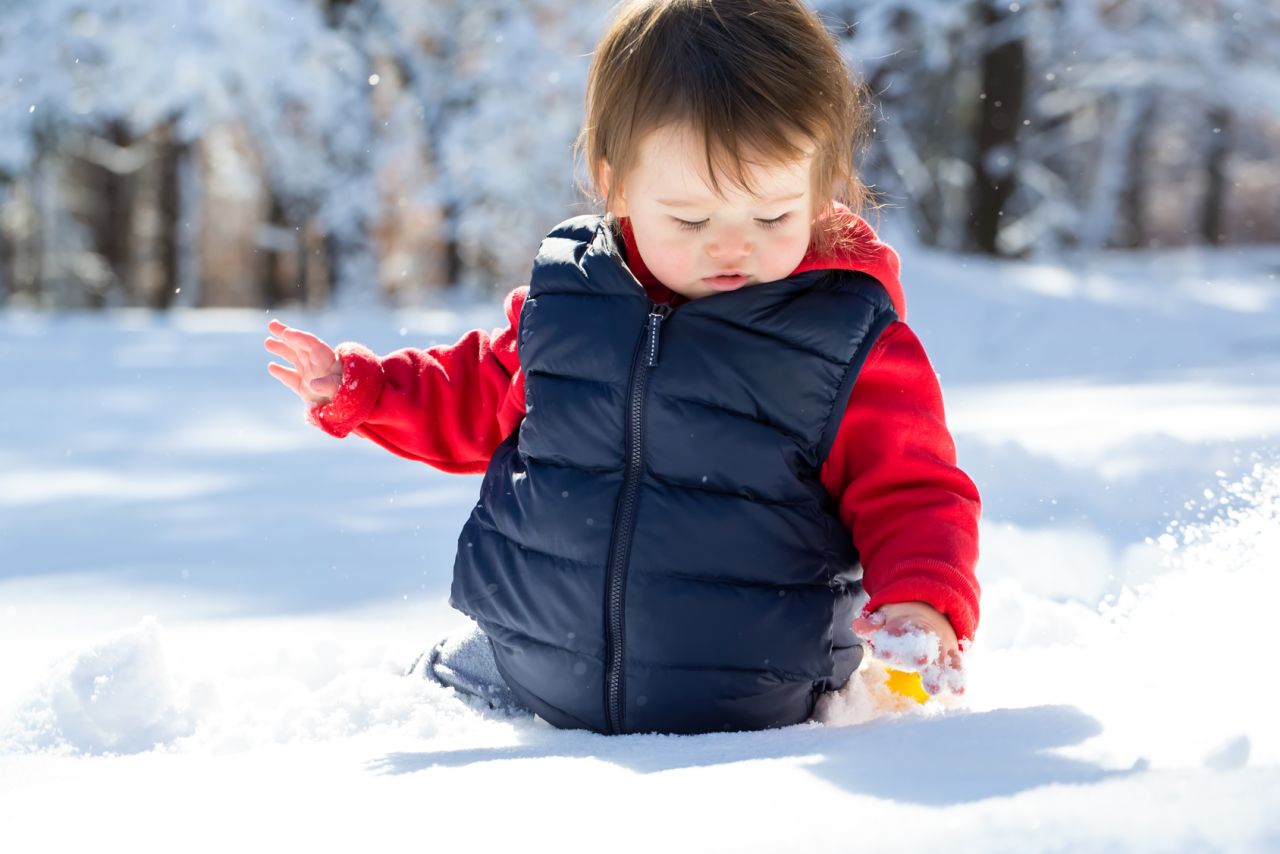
[605,124,817,300]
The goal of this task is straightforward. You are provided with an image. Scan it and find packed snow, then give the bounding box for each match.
[2,241,1279,851]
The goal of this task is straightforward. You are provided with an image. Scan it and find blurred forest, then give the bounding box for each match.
[0,0,1276,309]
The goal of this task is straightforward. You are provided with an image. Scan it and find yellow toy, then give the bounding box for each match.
[884,667,929,704]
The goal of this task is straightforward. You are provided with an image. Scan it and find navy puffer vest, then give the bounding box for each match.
[450,215,898,734]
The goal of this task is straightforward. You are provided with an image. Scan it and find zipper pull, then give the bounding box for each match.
[645,304,671,367]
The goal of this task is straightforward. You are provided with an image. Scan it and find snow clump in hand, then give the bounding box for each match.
[862,620,967,697]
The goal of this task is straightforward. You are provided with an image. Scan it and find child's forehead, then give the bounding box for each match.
[632,124,814,204]
[637,122,815,167]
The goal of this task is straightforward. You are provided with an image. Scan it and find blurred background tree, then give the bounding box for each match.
[0,0,1276,309]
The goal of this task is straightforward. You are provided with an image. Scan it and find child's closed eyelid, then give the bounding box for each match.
[673,217,709,232]
[672,212,792,232]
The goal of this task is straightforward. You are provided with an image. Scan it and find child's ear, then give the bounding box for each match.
[599,160,628,217]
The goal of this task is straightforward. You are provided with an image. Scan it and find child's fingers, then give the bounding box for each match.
[266,326,315,373]
[266,361,303,395]
[851,613,885,636]
[268,320,335,367]
[919,650,967,697]
[264,336,301,368]
[266,332,328,387]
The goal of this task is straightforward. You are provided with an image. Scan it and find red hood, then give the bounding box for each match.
[619,202,906,320]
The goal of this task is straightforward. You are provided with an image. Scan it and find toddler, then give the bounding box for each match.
[266,0,980,735]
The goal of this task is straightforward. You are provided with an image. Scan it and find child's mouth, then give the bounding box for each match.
[703,274,750,291]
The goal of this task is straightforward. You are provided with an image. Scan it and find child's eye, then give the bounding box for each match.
[673,213,791,232]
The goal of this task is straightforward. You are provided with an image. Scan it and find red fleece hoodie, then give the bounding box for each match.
[309,211,982,641]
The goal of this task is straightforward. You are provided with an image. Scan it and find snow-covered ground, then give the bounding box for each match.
[2,244,1279,851]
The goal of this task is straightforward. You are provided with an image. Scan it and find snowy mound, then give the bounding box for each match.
[1105,461,1280,769]
[968,459,1280,772]
[0,611,511,756]
[4,617,204,755]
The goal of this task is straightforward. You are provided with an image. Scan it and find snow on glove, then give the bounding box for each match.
[853,605,966,697]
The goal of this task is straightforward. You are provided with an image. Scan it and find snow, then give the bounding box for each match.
[3,243,1280,850]
[854,620,966,697]
[10,616,203,755]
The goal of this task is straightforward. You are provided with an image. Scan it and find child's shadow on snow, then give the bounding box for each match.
[369,704,1133,806]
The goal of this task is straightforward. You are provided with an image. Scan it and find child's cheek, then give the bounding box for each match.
[651,234,698,279]
[764,226,813,277]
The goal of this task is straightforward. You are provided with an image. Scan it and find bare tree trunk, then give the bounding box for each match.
[262,196,312,307]
[0,186,11,305]
[303,220,331,308]
[261,194,289,308]
[153,130,184,310]
[1117,98,1158,249]
[97,120,135,308]
[34,147,57,307]
[968,3,1025,255]
[1201,106,1231,246]
[443,199,462,286]
[174,140,202,308]
[323,0,356,26]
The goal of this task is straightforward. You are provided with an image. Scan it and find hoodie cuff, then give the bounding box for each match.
[305,343,385,438]
[863,559,980,644]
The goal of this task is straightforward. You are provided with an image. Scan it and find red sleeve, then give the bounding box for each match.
[307,287,529,474]
[819,321,982,641]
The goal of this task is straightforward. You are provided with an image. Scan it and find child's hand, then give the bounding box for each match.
[853,601,965,696]
[264,319,343,407]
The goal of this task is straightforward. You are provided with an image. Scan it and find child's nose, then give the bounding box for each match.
[707,231,752,261]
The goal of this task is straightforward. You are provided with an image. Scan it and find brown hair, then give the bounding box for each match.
[575,0,875,256]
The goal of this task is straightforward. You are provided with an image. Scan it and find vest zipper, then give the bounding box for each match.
[605,302,671,733]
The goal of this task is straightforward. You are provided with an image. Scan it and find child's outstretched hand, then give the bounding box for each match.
[264,319,343,407]
[853,601,966,697]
